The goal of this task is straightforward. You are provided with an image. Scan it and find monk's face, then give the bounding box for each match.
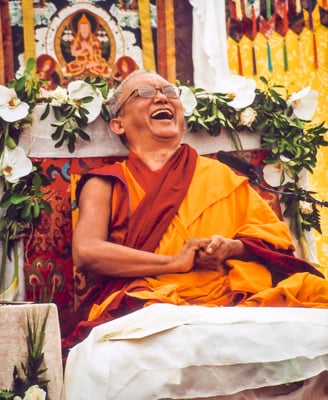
[112,72,185,151]
[79,23,91,39]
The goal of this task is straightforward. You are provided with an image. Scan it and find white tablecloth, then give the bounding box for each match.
[0,303,64,400]
[64,304,328,400]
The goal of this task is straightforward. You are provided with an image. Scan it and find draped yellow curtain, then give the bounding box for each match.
[138,0,156,71]
[22,0,36,65]
[156,0,176,83]
[227,11,328,276]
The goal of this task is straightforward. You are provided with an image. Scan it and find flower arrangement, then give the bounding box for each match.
[0,58,112,301]
[0,60,52,301]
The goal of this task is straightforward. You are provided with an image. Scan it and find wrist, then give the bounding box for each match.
[231,238,250,260]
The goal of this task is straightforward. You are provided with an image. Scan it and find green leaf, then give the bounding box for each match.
[40,103,50,120]
[74,128,90,141]
[21,202,32,219]
[9,193,31,205]
[51,126,63,141]
[80,96,93,104]
[32,201,40,218]
[26,57,36,72]
[5,135,17,149]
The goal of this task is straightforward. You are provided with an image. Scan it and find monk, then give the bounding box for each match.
[62,70,328,354]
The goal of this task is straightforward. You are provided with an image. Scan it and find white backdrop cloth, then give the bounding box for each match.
[19,107,262,158]
[189,0,231,91]
[64,304,328,400]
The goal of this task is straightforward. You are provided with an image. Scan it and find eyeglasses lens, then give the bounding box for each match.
[137,85,180,99]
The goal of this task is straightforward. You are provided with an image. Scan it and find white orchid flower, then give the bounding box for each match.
[216,75,256,110]
[179,85,197,116]
[195,92,218,103]
[0,146,33,184]
[0,85,29,122]
[67,80,103,123]
[263,159,294,188]
[287,87,318,120]
[49,86,69,106]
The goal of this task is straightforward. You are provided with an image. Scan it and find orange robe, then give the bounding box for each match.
[63,145,327,356]
[88,148,328,320]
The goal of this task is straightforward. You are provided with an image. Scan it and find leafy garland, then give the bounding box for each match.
[185,76,328,259]
[2,59,328,266]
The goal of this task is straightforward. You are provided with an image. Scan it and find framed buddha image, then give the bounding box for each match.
[53,8,115,79]
[31,1,144,84]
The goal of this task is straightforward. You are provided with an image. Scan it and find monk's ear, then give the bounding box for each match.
[109,117,125,135]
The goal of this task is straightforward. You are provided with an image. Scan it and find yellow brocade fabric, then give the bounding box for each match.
[88,156,328,321]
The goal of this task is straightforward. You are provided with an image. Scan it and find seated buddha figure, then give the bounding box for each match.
[66,13,110,78]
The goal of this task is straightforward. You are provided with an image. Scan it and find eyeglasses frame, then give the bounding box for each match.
[114,84,181,117]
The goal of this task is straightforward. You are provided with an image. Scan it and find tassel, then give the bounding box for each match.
[313,32,319,69]
[295,0,302,13]
[308,0,314,30]
[237,42,243,75]
[267,41,273,71]
[298,36,304,70]
[283,0,289,35]
[266,0,271,19]
[251,4,257,39]
[235,0,243,20]
[283,38,288,71]
[252,44,257,75]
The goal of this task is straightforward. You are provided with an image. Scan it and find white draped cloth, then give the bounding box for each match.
[189,0,231,91]
[64,304,328,400]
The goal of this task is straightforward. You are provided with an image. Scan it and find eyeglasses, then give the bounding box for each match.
[115,84,181,117]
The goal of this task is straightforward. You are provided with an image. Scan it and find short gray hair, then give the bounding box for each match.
[109,69,156,118]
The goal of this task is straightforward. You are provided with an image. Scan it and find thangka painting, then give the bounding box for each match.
[8,0,157,87]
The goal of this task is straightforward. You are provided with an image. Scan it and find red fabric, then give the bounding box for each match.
[240,237,324,285]
[125,145,197,251]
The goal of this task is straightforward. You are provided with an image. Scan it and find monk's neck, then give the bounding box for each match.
[134,146,180,171]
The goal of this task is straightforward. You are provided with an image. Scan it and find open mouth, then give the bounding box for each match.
[151,109,173,120]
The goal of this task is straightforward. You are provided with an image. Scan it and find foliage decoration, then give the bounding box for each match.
[184,75,328,259]
[2,59,328,265]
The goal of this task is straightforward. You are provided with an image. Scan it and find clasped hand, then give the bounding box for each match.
[174,235,245,273]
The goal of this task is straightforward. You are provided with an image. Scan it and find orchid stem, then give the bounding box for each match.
[230,129,245,159]
[295,210,311,262]
[0,234,9,292]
